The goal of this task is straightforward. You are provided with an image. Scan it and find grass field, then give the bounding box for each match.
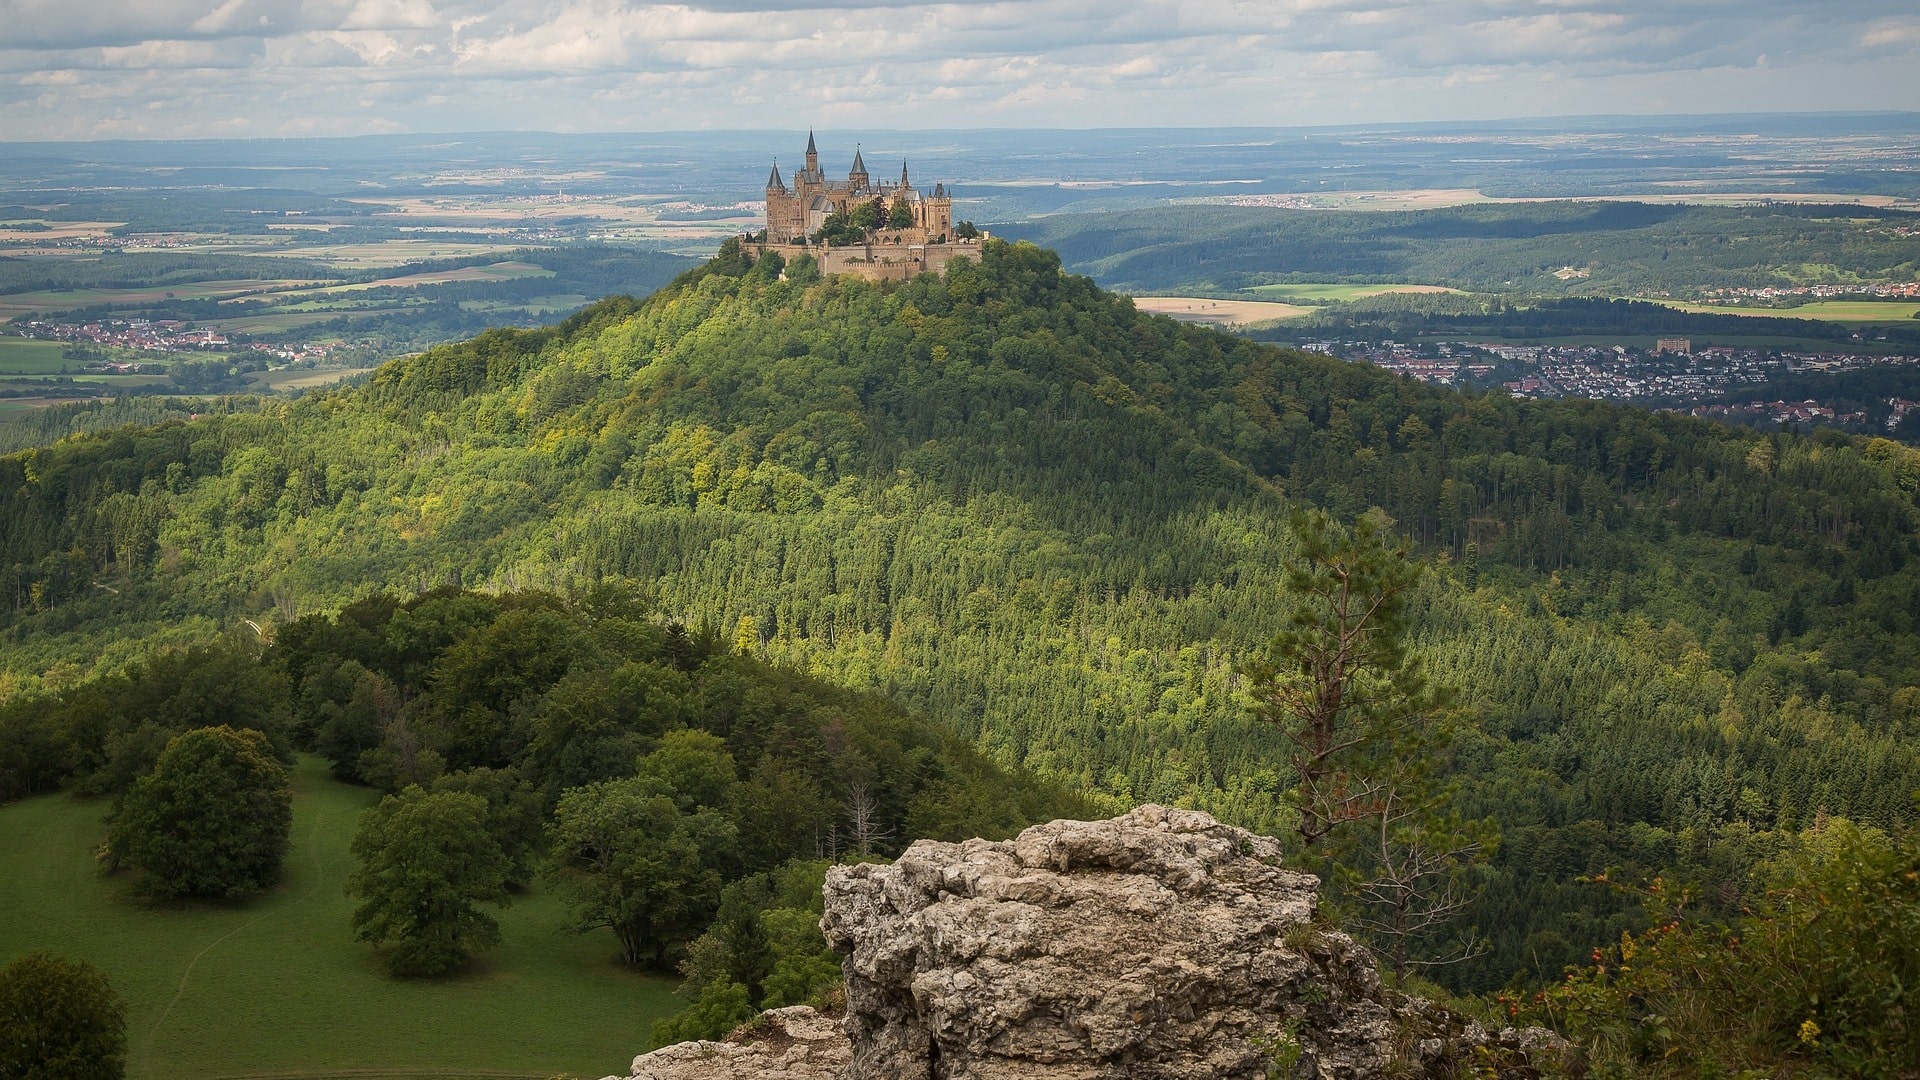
[0,756,680,1080]
[250,368,375,391]
[246,242,532,268]
[0,398,72,414]
[0,337,71,372]
[461,295,588,315]
[0,280,322,320]
[1243,283,1460,302]
[1131,296,1317,325]
[201,311,413,334]
[1651,299,1920,323]
[275,262,556,300]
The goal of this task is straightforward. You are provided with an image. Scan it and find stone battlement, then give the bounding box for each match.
[751,234,989,283]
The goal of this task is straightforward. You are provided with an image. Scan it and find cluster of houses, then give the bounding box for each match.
[1300,340,1495,386]
[16,317,230,352]
[1696,282,1920,302]
[1683,400,1871,427]
[1304,336,1918,433]
[9,317,354,368]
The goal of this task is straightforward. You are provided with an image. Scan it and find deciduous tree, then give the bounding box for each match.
[547,777,734,968]
[104,725,292,898]
[0,951,127,1080]
[347,785,511,976]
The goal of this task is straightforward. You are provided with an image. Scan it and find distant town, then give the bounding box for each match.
[1305,337,1920,432]
[1695,282,1920,303]
[10,317,354,364]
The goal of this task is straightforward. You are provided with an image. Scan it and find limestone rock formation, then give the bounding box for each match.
[615,805,1566,1080]
[615,1006,849,1080]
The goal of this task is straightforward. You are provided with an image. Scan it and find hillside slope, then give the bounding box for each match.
[3,240,1918,987]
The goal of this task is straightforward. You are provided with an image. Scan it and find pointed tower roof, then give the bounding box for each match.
[806,130,817,155]
[766,161,786,192]
[850,147,866,175]
[900,162,910,188]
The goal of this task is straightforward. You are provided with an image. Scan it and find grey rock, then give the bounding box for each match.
[619,805,1568,1080]
[617,1005,850,1080]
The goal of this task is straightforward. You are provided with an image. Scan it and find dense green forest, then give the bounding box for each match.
[1248,294,1920,349]
[1,240,1917,1000]
[1001,202,1920,295]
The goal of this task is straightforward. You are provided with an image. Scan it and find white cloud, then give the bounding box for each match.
[0,0,1914,138]
[341,0,442,31]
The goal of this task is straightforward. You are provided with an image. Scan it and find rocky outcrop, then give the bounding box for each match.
[618,1006,850,1080]
[615,805,1567,1080]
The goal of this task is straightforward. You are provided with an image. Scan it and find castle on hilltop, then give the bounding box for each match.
[754,132,982,282]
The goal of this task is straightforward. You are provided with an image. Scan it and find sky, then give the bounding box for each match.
[1,1,1917,140]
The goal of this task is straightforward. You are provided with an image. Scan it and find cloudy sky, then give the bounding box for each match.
[1,0,1917,140]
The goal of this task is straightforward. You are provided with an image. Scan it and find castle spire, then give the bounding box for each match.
[850,146,866,176]
[766,161,786,193]
[901,161,909,188]
[804,130,819,175]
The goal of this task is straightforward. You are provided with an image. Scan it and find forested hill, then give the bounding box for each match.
[3,240,1919,989]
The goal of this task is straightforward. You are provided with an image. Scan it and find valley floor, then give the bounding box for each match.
[0,756,677,1080]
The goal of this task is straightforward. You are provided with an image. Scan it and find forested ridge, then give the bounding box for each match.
[998,199,1920,294]
[1001,202,1920,295]
[2,240,1918,993]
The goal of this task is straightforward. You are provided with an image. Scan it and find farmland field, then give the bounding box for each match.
[461,294,589,314]
[0,755,680,1080]
[240,241,536,268]
[1130,296,1316,325]
[249,367,375,391]
[1652,299,1920,323]
[0,337,71,372]
[1243,283,1461,302]
[202,310,415,334]
[0,280,321,320]
[276,262,557,299]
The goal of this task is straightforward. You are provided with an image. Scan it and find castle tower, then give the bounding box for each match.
[753,134,969,269]
[849,146,869,192]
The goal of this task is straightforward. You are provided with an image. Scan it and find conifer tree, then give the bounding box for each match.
[1248,509,1492,971]
[1247,509,1445,849]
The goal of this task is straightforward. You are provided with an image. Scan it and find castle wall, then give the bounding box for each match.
[752,238,986,283]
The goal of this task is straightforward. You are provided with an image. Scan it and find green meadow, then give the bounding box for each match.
[0,756,680,1080]
[1653,299,1920,323]
[0,337,73,373]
